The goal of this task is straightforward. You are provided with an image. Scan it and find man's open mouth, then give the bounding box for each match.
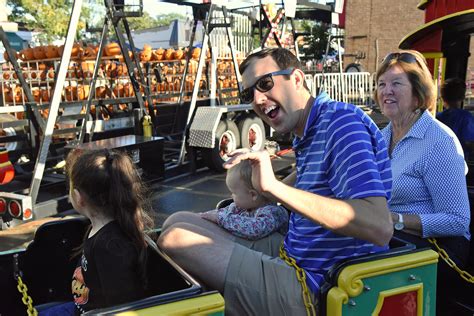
[264,105,280,119]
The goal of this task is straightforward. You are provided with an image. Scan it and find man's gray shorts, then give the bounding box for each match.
[223,233,319,316]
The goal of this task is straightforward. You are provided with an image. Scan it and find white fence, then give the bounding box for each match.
[305,72,375,106]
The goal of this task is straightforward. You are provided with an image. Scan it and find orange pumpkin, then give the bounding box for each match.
[41,88,51,102]
[140,49,152,62]
[13,86,23,103]
[95,86,107,99]
[191,47,201,60]
[3,50,17,62]
[19,48,34,61]
[33,47,46,60]
[32,89,41,102]
[65,86,77,102]
[105,42,121,57]
[152,48,164,61]
[45,45,59,59]
[164,48,174,60]
[57,45,64,57]
[4,86,13,102]
[116,63,127,77]
[47,67,55,79]
[71,44,83,58]
[83,46,96,59]
[113,84,124,97]
[76,85,90,100]
[123,83,134,97]
[173,49,184,60]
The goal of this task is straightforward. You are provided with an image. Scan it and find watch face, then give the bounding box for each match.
[394,222,405,231]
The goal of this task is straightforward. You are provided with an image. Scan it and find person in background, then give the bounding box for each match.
[40,149,154,315]
[200,159,288,240]
[437,77,474,160]
[158,47,393,315]
[374,50,471,314]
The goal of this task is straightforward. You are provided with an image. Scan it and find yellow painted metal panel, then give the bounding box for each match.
[116,293,225,316]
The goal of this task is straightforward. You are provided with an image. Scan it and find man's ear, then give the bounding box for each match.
[293,68,306,90]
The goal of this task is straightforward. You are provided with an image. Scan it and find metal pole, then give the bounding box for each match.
[210,46,217,107]
[222,6,242,92]
[78,17,109,144]
[177,32,210,165]
[177,4,215,164]
[29,0,83,207]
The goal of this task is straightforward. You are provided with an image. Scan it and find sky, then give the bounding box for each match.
[142,1,192,18]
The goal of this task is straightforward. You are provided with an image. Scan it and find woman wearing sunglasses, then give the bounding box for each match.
[374,50,470,313]
[159,47,393,315]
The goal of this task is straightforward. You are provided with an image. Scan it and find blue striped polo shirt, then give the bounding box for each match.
[284,92,392,294]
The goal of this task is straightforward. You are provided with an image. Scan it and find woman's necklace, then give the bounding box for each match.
[390,109,422,154]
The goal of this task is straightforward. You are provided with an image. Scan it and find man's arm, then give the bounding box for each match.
[271,180,392,245]
[225,151,393,246]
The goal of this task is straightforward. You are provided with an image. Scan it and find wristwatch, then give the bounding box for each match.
[394,213,405,231]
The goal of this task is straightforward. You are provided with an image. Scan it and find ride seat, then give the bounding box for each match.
[4,216,217,314]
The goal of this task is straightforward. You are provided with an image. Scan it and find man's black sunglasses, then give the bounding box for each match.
[240,68,294,104]
[382,52,419,65]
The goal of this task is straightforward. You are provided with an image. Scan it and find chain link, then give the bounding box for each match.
[279,244,317,316]
[427,238,474,283]
[16,276,38,316]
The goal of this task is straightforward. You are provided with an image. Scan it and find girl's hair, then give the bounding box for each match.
[66,148,154,282]
[374,49,436,112]
[228,159,254,190]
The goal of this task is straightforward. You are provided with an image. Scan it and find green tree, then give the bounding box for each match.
[300,21,334,60]
[155,13,186,28]
[127,12,185,31]
[7,0,91,44]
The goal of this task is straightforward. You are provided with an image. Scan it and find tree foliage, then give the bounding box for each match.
[7,0,91,44]
[6,0,184,44]
[127,12,185,31]
[299,21,334,60]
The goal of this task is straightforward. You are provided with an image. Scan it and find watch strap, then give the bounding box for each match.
[398,213,404,224]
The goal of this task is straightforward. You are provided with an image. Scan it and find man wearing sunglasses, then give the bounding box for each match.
[158,48,393,315]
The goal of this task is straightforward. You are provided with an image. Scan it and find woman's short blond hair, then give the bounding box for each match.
[373,50,437,112]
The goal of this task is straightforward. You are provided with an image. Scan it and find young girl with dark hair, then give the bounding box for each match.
[40,148,154,315]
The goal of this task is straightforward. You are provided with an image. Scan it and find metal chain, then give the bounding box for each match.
[427,238,474,283]
[279,244,317,316]
[16,276,38,316]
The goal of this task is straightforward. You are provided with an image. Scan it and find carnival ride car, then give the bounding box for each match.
[0,214,439,316]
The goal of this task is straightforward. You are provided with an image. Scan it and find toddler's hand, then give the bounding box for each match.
[200,210,219,223]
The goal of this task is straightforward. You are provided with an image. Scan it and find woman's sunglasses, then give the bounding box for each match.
[382,52,420,65]
[240,68,294,104]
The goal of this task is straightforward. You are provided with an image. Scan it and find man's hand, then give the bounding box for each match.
[224,150,277,194]
[200,210,219,223]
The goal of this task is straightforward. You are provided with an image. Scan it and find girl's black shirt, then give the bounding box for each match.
[72,221,145,313]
